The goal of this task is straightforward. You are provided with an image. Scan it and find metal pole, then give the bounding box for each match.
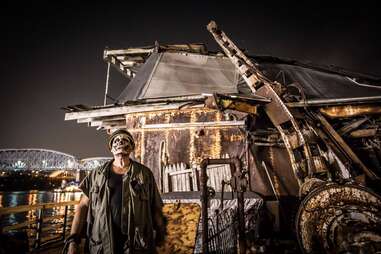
[103,62,111,106]
[200,159,209,254]
[34,207,44,249]
[62,205,69,240]
[262,161,280,202]
[237,185,246,254]
[230,158,247,254]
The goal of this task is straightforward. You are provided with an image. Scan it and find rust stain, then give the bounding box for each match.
[211,111,222,159]
[165,114,170,162]
[126,107,216,119]
[273,175,281,197]
[125,108,246,176]
[189,112,197,164]
[133,132,141,162]
[229,134,244,142]
[297,184,381,253]
[320,104,381,118]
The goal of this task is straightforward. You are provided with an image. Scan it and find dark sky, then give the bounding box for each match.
[1,2,380,158]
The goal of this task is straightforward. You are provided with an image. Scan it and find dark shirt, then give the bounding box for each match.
[108,169,129,254]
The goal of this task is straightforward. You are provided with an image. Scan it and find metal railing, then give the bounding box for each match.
[200,158,248,254]
[0,200,79,250]
[208,208,238,254]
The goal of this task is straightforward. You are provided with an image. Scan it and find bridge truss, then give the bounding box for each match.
[0,149,111,171]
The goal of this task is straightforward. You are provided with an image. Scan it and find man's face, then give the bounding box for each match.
[110,134,133,156]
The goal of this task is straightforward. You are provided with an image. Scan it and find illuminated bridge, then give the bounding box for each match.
[0,148,111,171]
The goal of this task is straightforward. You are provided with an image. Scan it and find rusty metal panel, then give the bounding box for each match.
[349,128,377,138]
[157,203,201,254]
[140,130,166,181]
[124,105,299,198]
[250,146,300,197]
[126,108,247,187]
[125,108,224,127]
[320,104,381,118]
[256,85,291,125]
[220,128,245,157]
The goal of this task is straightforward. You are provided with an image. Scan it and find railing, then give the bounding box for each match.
[208,208,238,254]
[0,200,79,250]
[200,158,248,254]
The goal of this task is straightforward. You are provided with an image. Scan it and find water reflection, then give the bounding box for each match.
[0,191,82,227]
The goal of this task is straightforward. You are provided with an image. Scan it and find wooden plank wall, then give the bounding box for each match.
[162,158,233,193]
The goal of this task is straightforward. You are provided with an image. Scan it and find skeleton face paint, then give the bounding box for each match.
[110,134,133,156]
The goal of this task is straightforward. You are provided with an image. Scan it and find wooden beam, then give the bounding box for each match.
[140,120,245,129]
[120,60,137,67]
[89,121,103,127]
[349,128,377,138]
[116,55,144,62]
[95,120,245,131]
[320,104,381,118]
[77,117,94,123]
[77,115,126,124]
[65,102,201,121]
[315,113,379,180]
[90,120,125,127]
[104,48,154,57]
[286,96,381,107]
[0,201,79,215]
[104,126,126,132]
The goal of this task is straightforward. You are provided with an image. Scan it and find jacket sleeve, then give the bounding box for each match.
[79,171,93,198]
[150,171,167,245]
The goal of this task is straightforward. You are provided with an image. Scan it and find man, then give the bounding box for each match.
[67,129,166,254]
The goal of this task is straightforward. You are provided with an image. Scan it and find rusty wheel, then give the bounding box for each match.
[296,183,381,254]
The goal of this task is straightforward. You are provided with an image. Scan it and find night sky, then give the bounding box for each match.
[1,2,380,158]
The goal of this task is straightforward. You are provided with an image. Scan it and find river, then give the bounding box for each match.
[0,191,82,227]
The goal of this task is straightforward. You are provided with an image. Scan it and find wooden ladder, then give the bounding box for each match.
[207,21,317,185]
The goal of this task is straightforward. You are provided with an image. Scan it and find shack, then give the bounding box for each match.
[64,22,381,253]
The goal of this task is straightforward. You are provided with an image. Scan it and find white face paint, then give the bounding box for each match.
[110,134,132,156]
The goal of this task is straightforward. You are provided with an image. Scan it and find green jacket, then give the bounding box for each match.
[79,160,165,254]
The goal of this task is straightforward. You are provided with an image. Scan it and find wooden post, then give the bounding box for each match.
[200,159,209,254]
[62,205,69,240]
[103,62,111,105]
[34,207,44,248]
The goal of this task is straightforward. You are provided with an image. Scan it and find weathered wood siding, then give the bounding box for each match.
[123,107,299,197]
[125,108,246,191]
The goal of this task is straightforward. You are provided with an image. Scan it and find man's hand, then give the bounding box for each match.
[67,242,79,254]
[66,195,88,254]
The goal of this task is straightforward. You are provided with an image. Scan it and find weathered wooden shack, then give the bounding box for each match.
[64,44,298,198]
[64,22,381,253]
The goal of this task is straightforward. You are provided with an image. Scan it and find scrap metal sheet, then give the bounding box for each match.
[157,203,201,254]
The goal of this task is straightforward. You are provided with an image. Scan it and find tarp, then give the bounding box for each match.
[263,63,381,101]
[117,50,381,105]
[117,52,239,103]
